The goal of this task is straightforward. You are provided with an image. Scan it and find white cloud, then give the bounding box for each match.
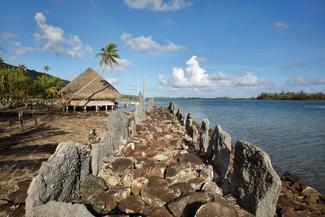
[123,0,190,11]
[159,55,272,90]
[0,32,16,42]
[287,76,325,86]
[121,32,185,53]
[11,41,40,57]
[32,11,92,58]
[103,58,133,72]
[273,21,288,30]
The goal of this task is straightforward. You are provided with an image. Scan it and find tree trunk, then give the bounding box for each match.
[18,110,24,131]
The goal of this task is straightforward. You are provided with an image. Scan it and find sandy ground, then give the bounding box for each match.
[0,111,108,201]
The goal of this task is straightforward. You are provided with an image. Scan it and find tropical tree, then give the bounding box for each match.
[17,64,27,73]
[44,65,50,73]
[96,43,120,70]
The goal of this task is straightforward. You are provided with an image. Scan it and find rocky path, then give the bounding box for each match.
[79,107,252,216]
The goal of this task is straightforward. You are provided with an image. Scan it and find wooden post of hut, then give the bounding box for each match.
[58,68,122,112]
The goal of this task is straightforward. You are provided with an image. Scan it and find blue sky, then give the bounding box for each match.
[1,0,324,97]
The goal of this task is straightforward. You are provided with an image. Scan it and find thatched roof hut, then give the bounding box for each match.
[60,67,121,111]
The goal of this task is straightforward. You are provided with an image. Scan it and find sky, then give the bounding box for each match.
[0,0,325,97]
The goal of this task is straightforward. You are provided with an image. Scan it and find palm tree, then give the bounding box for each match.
[69,43,120,100]
[96,43,120,70]
[44,65,50,73]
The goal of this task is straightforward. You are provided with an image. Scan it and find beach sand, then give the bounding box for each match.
[0,111,107,201]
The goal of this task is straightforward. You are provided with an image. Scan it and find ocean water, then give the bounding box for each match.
[151,98,325,193]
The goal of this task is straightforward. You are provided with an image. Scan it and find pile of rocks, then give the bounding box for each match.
[18,99,324,217]
[80,106,253,217]
[277,173,325,216]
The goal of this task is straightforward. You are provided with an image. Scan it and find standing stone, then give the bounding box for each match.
[168,101,173,111]
[26,142,90,217]
[32,201,94,217]
[129,119,136,137]
[209,125,232,180]
[176,109,183,123]
[185,113,193,135]
[139,92,144,108]
[231,140,281,217]
[147,98,154,113]
[93,111,130,175]
[192,126,199,146]
[200,119,210,153]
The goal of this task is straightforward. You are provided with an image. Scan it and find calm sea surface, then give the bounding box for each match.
[150,98,325,193]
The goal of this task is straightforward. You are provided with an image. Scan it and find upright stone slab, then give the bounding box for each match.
[138,92,144,108]
[172,102,178,115]
[135,92,146,124]
[93,111,130,175]
[200,119,210,153]
[168,101,173,111]
[146,97,154,113]
[231,140,281,217]
[176,109,183,124]
[185,113,193,135]
[209,125,232,180]
[32,201,94,217]
[26,142,90,217]
[192,125,198,145]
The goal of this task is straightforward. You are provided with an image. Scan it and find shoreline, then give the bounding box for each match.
[0,99,324,216]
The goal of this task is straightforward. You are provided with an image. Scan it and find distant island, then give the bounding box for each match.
[256,91,325,101]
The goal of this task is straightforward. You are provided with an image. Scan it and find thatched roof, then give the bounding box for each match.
[60,67,121,100]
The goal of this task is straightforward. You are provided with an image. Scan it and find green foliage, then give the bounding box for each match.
[256,91,325,101]
[121,94,138,99]
[0,59,68,107]
[96,43,120,70]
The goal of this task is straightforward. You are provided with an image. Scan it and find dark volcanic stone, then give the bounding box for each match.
[167,192,214,217]
[8,190,27,204]
[118,195,145,214]
[169,182,195,194]
[148,207,173,217]
[195,201,238,217]
[141,177,178,207]
[231,140,281,217]
[79,175,108,199]
[17,179,32,192]
[111,158,134,172]
[88,191,117,215]
[178,153,203,166]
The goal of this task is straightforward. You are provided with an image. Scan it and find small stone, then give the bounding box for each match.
[302,186,321,205]
[17,179,32,192]
[141,177,177,207]
[79,175,108,200]
[178,153,203,166]
[169,182,195,195]
[195,201,238,217]
[87,192,117,215]
[202,181,223,196]
[153,154,168,162]
[111,158,134,172]
[8,190,27,204]
[148,207,173,217]
[168,192,214,217]
[118,195,145,214]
